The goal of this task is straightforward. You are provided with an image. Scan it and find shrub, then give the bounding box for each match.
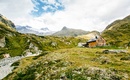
[11,61,20,66]
[120,56,130,60]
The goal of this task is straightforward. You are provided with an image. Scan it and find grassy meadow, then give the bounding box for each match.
[4,47,130,80]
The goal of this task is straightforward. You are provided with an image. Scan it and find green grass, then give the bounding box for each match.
[4,48,130,80]
[0,22,16,34]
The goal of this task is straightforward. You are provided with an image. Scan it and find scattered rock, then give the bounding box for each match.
[29,43,34,48]
[103,49,127,54]
[3,54,10,58]
[51,42,57,47]
[64,67,124,80]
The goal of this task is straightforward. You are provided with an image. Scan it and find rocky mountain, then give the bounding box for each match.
[0,14,15,29]
[16,25,54,36]
[52,26,89,37]
[102,15,130,47]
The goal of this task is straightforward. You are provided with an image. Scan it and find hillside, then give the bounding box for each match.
[102,15,130,47]
[4,48,130,80]
[76,31,100,40]
[0,14,87,79]
[52,26,89,37]
[0,15,85,59]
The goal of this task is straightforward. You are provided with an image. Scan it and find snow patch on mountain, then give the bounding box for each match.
[16,25,55,36]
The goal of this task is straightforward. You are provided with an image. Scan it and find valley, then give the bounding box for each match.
[0,13,130,80]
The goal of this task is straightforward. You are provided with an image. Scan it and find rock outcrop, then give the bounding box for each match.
[0,37,6,47]
[0,14,15,29]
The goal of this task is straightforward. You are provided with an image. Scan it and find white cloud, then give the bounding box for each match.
[48,0,56,4]
[33,0,130,31]
[42,6,48,11]
[0,0,130,31]
[0,0,34,19]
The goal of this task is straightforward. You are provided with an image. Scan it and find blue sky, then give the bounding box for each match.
[0,0,130,31]
[31,0,64,17]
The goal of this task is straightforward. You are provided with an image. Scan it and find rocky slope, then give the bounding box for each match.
[102,15,130,47]
[52,26,89,37]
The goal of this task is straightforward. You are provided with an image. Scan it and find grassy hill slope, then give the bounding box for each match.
[0,15,85,59]
[4,48,130,80]
[102,15,130,47]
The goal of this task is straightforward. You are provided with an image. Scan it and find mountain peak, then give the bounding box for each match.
[15,25,54,35]
[53,27,89,37]
[41,27,49,31]
[62,26,68,30]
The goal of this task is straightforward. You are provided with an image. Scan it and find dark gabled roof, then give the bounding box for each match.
[87,38,97,43]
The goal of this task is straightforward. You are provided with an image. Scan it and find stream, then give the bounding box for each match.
[0,56,24,79]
